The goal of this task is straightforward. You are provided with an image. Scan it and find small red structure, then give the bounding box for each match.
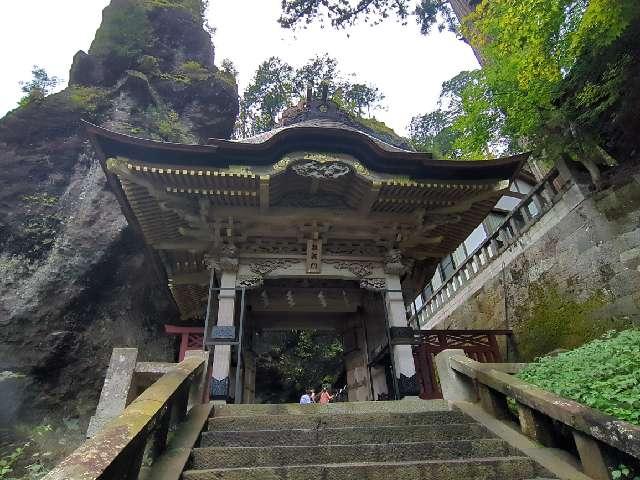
[165,325,204,361]
[413,329,512,399]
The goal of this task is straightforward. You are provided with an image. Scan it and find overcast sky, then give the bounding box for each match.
[0,0,478,135]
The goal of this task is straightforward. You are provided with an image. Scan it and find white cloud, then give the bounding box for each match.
[1,0,478,135]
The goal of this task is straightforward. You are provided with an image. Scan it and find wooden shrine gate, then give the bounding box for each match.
[165,325,204,361]
[412,330,513,399]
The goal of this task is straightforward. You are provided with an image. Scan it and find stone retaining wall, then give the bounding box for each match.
[425,171,640,360]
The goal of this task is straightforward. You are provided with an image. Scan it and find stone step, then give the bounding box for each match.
[183,457,549,480]
[207,410,473,431]
[210,399,449,417]
[189,439,518,470]
[200,423,495,447]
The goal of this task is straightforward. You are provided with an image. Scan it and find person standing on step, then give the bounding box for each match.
[319,387,334,404]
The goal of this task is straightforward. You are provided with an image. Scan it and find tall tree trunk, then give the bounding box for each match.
[449,0,485,66]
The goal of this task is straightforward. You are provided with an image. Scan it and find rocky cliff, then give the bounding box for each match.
[0,0,238,452]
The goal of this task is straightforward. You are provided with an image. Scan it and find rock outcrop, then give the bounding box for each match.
[0,0,238,449]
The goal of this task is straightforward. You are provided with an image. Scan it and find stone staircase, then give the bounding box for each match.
[181,400,556,480]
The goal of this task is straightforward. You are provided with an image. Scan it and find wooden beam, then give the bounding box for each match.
[165,325,205,334]
[152,241,209,251]
[359,181,381,214]
[430,180,510,214]
[259,175,270,212]
[170,272,210,286]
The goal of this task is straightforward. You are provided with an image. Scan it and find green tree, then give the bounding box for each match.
[279,0,459,35]
[220,58,238,79]
[255,330,344,403]
[18,66,60,107]
[339,83,385,117]
[291,53,339,96]
[461,0,640,165]
[237,54,386,137]
[281,0,640,167]
[408,70,507,159]
[239,57,294,136]
[409,110,458,156]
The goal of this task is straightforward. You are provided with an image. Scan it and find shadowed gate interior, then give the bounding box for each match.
[212,279,394,404]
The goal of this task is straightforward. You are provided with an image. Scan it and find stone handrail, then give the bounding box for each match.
[412,168,565,327]
[436,350,640,480]
[43,352,209,480]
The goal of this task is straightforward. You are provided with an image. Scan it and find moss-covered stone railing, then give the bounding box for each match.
[435,349,640,480]
[43,351,209,480]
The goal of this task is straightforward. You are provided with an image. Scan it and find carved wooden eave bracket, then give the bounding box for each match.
[204,244,239,274]
[324,260,375,278]
[360,278,387,291]
[236,259,302,289]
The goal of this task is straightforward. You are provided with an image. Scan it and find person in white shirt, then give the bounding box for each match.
[299,389,312,404]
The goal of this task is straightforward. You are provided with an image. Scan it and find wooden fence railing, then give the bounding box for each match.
[411,330,512,399]
[43,352,208,480]
[435,350,640,480]
[412,168,566,328]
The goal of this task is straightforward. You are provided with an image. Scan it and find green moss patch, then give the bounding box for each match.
[214,68,237,88]
[143,0,205,19]
[180,61,210,81]
[146,107,195,143]
[349,115,411,149]
[514,280,633,360]
[68,86,108,114]
[517,329,640,424]
[89,1,151,61]
[355,116,398,138]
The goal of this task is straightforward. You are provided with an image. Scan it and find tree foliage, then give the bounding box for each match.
[409,0,640,162]
[278,0,458,34]
[283,0,640,164]
[237,54,385,137]
[408,70,506,159]
[255,330,344,403]
[462,0,640,163]
[18,66,61,107]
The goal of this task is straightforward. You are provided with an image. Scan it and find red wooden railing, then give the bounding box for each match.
[165,325,204,361]
[412,329,512,399]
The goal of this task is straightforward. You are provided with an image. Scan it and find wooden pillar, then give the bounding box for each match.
[242,350,256,404]
[385,272,419,397]
[211,269,237,404]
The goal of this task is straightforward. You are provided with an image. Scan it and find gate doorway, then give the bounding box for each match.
[253,329,345,403]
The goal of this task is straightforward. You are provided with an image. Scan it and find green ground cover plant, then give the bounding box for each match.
[517,329,640,425]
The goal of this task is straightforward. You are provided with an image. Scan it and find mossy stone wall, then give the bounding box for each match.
[430,170,640,361]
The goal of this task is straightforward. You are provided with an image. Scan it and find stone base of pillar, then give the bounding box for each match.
[243,351,256,404]
[398,373,421,397]
[370,366,389,400]
[345,350,371,402]
[210,377,229,402]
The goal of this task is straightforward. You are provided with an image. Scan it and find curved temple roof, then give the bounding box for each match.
[85,121,527,182]
[85,117,528,320]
